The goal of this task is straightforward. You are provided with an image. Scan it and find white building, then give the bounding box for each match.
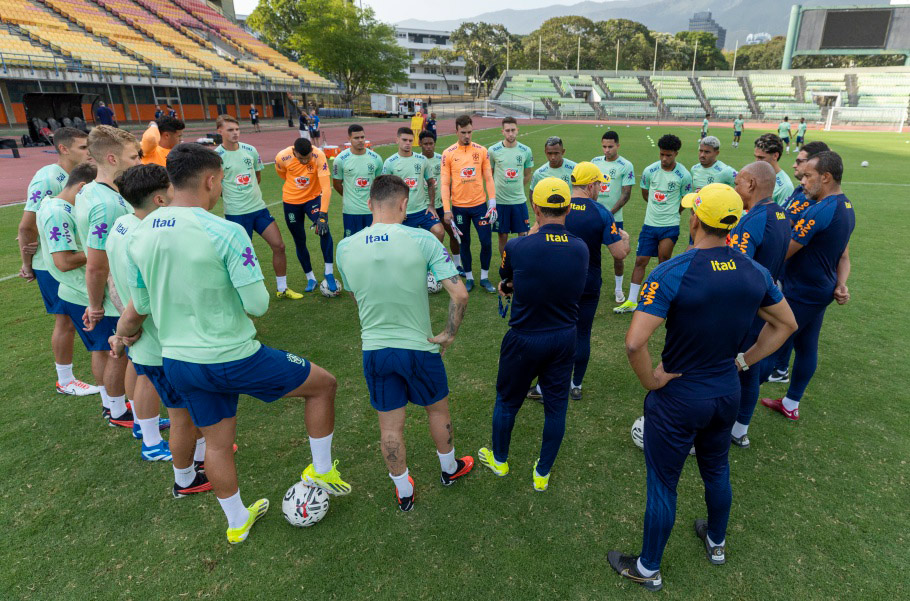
[392,27,467,95]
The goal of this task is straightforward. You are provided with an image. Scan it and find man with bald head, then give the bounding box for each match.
[728,161,792,447]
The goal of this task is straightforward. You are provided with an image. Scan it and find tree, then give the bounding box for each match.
[523,16,600,71]
[674,31,729,71]
[726,36,786,70]
[451,22,512,98]
[248,0,408,103]
[420,47,459,95]
[596,19,654,71]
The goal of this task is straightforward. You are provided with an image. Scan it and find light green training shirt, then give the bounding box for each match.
[797,123,808,137]
[691,159,737,192]
[591,155,635,223]
[488,141,533,205]
[332,148,384,215]
[702,118,709,132]
[640,161,693,228]
[733,118,744,132]
[778,121,791,138]
[106,213,162,366]
[530,159,577,191]
[24,163,69,271]
[773,171,795,207]
[36,197,117,314]
[127,206,265,364]
[336,222,458,352]
[216,143,265,216]
[382,152,434,214]
[426,152,442,209]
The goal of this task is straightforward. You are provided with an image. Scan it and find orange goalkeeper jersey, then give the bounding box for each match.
[275,145,332,211]
[440,142,496,211]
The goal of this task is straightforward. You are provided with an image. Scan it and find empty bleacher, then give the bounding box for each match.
[598,76,658,118]
[855,73,910,108]
[699,77,751,119]
[651,75,703,119]
[553,97,595,117]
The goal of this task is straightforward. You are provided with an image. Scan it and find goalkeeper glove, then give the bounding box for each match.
[315,212,329,236]
[484,199,498,226]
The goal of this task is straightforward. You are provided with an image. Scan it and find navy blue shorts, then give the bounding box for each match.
[225,208,275,240]
[402,210,440,231]
[163,344,312,428]
[452,203,490,230]
[733,131,742,137]
[362,348,448,412]
[435,206,445,222]
[133,362,188,409]
[34,268,64,314]
[781,137,790,145]
[796,136,804,144]
[60,299,117,351]
[636,224,679,257]
[493,203,530,234]
[342,213,372,237]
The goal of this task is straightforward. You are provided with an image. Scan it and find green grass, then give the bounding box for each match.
[2,124,909,600]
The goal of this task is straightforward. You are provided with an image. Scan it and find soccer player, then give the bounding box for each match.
[141,116,185,167]
[105,164,181,462]
[440,114,497,293]
[761,152,855,421]
[564,163,630,398]
[795,117,808,150]
[308,109,322,148]
[614,134,692,314]
[478,178,588,492]
[125,143,350,543]
[336,175,473,511]
[249,104,261,133]
[732,114,744,148]
[333,124,383,238]
[778,116,792,153]
[17,126,97,395]
[382,127,443,241]
[607,183,796,592]
[592,130,635,303]
[529,136,577,192]
[753,133,794,207]
[700,113,710,140]
[274,138,337,293]
[420,132,462,274]
[728,161,791,448]
[488,117,534,254]
[214,115,300,299]
[691,137,737,192]
[76,125,142,426]
[425,112,437,139]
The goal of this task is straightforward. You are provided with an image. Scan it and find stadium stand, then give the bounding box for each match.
[855,73,910,108]
[597,76,658,119]
[699,77,752,119]
[651,75,703,119]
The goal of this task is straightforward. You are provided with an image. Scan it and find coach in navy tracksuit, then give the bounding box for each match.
[728,161,792,447]
[761,151,855,422]
[564,162,630,398]
[608,183,797,591]
[477,177,588,491]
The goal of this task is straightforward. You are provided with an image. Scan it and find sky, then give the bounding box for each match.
[232,0,584,22]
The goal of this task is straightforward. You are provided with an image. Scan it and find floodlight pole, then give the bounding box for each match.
[538,36,542,73]
[506,41,510,72]
[576,36,581,75]
[691,39,698,78]
[615,39,619,75]
[652,38,658,75]
[731,40,739,77]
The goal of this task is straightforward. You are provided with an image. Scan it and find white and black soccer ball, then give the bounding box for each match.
[861,160,869,168]
[319,278,343,298]
[631,416,645,450]
[282,481,330,527]
[427,271,442,294]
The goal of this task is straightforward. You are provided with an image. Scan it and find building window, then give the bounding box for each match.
[448,84,459,91]
[409,66,415,73]
[425,66,437,75]
[410,82,417,89]
[425,83,437,90]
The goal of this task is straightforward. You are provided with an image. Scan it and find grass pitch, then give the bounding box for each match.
[1,123,908,600]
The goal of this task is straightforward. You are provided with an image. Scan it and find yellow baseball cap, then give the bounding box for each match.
[680,183,743,230]
[570,161,607,186]
[532,177,571,208]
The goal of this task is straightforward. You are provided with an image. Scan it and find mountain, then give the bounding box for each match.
[396,0,864,50]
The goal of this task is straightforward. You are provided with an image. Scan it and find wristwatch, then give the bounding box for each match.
[736,352,749,371]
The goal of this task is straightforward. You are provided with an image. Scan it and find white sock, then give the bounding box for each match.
[465,272,474,281]
[109,394,128,418]
[56,363,74,386]
[173,464,195,487]
[194,437,206,462]
[309,432,333,474]
[782,396,799,412]
[324,263,333,276]
[480,269,489,280]
[305,270,316,281]
[100,386,112,410]
[276,275,287,292]
[614,275,624,292]
[535,383,542,394]
[637,557,657,577]
[437,448,457,474]
[707,533,725,547]
[731,421,748,439]
[138,416,162,446]
[628,282,641,301]
[217,490,250,529]
[572,382,582,390]
[452,255,462,268]
[390,469,413,497]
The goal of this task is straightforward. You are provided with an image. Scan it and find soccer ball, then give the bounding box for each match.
[861,161,869,168]
[282,481,330,527]
[631,416,644,450]
[427,271,442,294]
[319,278,343,298]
